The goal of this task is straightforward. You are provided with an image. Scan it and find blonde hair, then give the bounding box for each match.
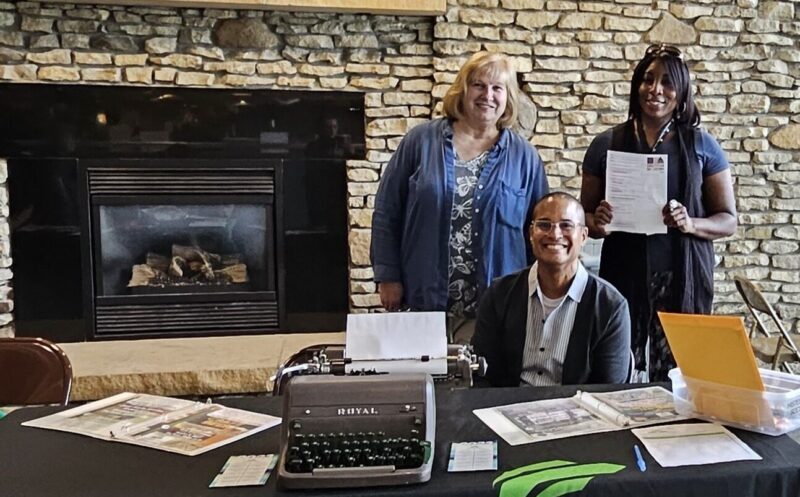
[442,51,520,130]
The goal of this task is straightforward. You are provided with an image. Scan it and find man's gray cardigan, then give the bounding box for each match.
[471,265,631,386]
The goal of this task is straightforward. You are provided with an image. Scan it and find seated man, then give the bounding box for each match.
[472,192,631,386]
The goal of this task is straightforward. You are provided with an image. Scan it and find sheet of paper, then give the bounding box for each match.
[448,441,498,472]
[632,423,762,467]
[345,312,447,375]
[605,150,667,235]
[209,454,277,487]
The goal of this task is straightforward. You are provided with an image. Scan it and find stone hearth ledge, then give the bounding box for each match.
[59,332,345,402]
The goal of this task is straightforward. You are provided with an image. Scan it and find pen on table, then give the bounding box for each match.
[633,444,647,472]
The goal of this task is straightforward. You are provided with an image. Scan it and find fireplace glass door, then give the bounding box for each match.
[96,202,272,296]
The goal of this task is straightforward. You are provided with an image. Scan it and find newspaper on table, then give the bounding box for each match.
[474,386,684,446]
[22,392,281,456]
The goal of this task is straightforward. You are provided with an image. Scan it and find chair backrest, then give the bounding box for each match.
[0,337,73,406]
[734,276,774,316]
[734,276,792,337]
[734,275,800,369]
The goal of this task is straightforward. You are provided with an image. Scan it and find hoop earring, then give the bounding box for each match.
[675,101,687,119]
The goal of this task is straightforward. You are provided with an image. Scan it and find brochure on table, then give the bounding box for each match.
[22,392,281,456]
[474,386,685,446]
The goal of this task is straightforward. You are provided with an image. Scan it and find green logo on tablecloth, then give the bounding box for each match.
[493,460,625,497]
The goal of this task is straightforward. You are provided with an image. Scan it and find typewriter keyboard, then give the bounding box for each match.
[285,430,432,472]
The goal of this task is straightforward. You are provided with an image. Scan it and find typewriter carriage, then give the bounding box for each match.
[271,343,485,395]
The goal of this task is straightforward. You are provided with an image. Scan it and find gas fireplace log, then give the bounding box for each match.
[146,252,170,272]
[220,254,242,265]
[169,256,187,278]
[129,264,160,287]
[214,263,248,283]
[172,244,217,279]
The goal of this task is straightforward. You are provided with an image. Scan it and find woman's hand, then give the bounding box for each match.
[378,282,404,312]
[663,200,696,234]
[593,200,614,236]
[580,173,613,239]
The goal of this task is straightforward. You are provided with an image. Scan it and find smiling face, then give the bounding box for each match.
[529,196,588,270]
[462,70,508,128]
[638,59,679,126]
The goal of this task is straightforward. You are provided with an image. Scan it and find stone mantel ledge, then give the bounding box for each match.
[44,0,446,15]
[59,332,345,401]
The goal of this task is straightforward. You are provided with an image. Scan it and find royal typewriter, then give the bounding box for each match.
[276,373,435,489]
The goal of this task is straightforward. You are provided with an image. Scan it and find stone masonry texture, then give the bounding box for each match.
[0,0,797,332]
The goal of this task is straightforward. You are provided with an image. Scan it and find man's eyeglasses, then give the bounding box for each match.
[645,44,685,61]
[532,220,581,234]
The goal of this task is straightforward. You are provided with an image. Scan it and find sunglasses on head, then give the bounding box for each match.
[645,44,685,61]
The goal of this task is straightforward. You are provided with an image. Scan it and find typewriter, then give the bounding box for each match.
[276,373,435,489]
[271,343,485,395]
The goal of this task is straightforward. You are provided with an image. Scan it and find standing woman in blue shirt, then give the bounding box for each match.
[371,51,549,340]
[580,45,737,381]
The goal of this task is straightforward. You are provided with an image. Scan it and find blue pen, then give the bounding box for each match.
[633,444,647,472]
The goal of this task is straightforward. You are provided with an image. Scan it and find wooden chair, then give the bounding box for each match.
[0,337,73,405]
[734,276,800,372]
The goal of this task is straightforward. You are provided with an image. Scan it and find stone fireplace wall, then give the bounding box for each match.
[0,0,798,336]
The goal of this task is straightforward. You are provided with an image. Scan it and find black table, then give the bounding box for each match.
[3,385,800,497]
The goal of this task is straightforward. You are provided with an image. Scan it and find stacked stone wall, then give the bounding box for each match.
[431,0,800,334]
[0,1,797,334]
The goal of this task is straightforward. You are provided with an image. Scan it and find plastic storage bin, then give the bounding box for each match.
[669,367,800,436]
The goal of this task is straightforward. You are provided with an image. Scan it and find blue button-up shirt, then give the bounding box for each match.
[370,118,549,311]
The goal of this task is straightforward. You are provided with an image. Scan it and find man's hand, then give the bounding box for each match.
[378,282,404,311]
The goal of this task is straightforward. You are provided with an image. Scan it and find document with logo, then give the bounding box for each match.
[22,392,281,456]
[605,150,668,235]
[474,386,684,445]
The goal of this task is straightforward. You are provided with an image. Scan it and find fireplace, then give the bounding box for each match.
[85,160,280,338]
[3,83,362,341]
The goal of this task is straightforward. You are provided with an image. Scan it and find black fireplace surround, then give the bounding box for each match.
[2,84,364,342]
